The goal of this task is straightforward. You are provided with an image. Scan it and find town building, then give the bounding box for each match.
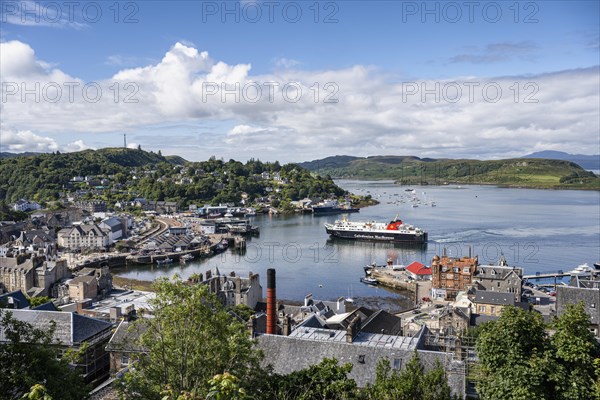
[74,201,108,213]
[431,255,478,300]
[472,256,523,302]
[257,324,465,396]
[57,224,111,250]
[12,199,41,212]
[202,269,262,310]
[0,309,113,386]
[405,261,432,281]
[99,217,125,242]
[0,257,70,297]
[67,267,113,302]
[471,290,520,317]
[557,275,600,337]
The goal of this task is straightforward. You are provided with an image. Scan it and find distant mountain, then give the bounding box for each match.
[298,155,436,171]
[0,152,43,159]
[299,155,599,190]
[521,151,600,170]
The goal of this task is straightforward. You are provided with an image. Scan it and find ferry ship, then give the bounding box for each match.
[324,216,427,244]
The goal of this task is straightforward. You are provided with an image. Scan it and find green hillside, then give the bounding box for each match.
[0,149,346,206]
[0,148,171,202]
[299,156,600,190]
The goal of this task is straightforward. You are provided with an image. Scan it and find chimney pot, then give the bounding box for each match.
[266,268,277,335]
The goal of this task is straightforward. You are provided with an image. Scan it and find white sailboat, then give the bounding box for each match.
[346,285,354,303]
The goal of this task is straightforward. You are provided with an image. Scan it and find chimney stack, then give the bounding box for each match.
[266,268,277,335]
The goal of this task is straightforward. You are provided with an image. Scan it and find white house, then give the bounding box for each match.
[12,199,41,212]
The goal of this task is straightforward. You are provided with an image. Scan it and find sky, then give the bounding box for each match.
[0,0,598,163]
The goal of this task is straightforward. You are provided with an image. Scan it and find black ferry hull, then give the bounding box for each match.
[325,227,427,244]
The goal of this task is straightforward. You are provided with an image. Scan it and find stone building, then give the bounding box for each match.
[201,270,262,310]
[57,224,111,250]
[431,255,478,300]
[471,290,519,317]
[0,257,70,297]
[257,325,465,397]
[557,275,600,337]
[472,256,523,302]
[68,267,112,301]
[0,309,113,386]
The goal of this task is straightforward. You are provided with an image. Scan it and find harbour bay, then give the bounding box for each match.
[112,180,600,307]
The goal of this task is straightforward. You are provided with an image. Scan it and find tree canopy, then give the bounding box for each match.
[475,303,600,400]
[0,310,88,400]
[116,276,263,399]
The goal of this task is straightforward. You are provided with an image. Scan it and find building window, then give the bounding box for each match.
[121,354,130,365]
[393,358,402,370]
[454,275,459,280]
[441,274,446,279]
[478,306,486,313]
[463,267,470,273]
[491,306,496,314]
[592,303,596,309]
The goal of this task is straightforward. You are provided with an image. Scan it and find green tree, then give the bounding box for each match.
[21,384,52,400]
[475,306,552,400]
[27,296,51,308]
[363,351,458,400]
[551,302,600,400]
[0,310,88,400]
[207,372,247,400]
[116,276,263,399]
[269,358,357,400]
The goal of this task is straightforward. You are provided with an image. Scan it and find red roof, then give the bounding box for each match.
[406,261,431,275]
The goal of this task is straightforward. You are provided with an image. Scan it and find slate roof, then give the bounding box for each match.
[475,265,523,280]
[472,290,516,306]
[0,290,30,309]
[361,310,402,335]
[257,326,465,393]
[0,258,34,271]
[69,275,96,285]
[101,217,122,232]
[0,309,112,346]
[32,302,58,311]
[105,320,148,353]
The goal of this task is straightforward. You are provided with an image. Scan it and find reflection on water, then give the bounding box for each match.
[113,181,600,303]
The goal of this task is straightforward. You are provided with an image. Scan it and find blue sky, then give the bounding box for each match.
[1,1,599,162]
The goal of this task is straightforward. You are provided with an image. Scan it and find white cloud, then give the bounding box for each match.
[0,129,59,152]
[1,40,598,161]
[63,139,93,152]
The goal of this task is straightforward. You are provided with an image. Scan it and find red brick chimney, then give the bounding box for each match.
[266,268,276,335]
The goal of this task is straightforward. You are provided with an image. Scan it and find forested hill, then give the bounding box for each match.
[0,148,345,205]
[298,155,600,190]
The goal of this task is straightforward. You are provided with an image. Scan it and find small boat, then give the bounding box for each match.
[215,239,229,252]
[411,204,418,208]
[224,212,233,218]
[156,258,173,265]
[569,263,595,275]
[180,254,194,263]
[360,277,379,286]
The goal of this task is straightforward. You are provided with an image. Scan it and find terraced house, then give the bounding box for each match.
[57,224,111,250]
